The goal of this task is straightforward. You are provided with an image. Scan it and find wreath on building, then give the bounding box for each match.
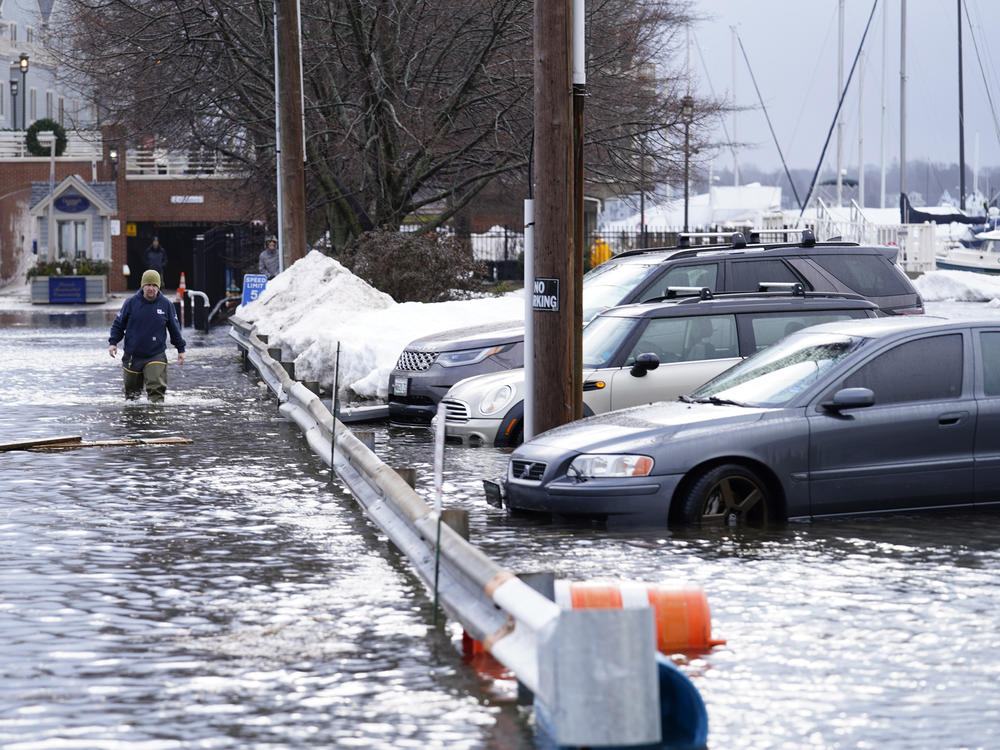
[25,119,68,157]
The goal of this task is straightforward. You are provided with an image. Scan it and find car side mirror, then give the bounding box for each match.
[821,387,874,412]
[630,352,660,377]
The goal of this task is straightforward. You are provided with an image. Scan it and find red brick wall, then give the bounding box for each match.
[0,157,266,291]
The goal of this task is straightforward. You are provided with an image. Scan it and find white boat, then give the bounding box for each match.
[936,230,1000,275]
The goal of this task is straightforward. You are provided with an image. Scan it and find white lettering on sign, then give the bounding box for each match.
[170,195,205,204]
[532,277,560,311]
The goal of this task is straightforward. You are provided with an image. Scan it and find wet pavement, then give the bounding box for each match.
[1,302,999,748]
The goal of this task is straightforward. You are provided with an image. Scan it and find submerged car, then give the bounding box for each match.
[499,317,1000,526]
[388,231,924,425]
[442,288,880,447]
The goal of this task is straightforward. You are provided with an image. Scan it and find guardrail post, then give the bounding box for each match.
[355,430,375,451]
[440,508,469,541]
[393,467,417,488]
[537,607,661,746]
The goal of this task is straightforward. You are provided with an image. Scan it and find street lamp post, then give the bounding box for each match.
[19,54,28,130]
[8,80,16,130]
[681,95,694,233]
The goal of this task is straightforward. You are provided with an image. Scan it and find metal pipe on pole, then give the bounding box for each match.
[571,0,585,421]
[532,0,577,436]
[275,0,308,267]
[522,198,535,441]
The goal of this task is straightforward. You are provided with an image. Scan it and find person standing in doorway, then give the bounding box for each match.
[108,269,186,403]
[143,236,168,278]
[258,237,280,279]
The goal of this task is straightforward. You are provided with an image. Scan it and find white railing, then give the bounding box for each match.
[0,129,102,160]
[124,147,245,178]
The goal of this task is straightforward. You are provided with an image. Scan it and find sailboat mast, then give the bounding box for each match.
[958,0,966,210]
[900,0,907,214]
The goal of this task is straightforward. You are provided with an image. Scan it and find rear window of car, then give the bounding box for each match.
[811,254,912,296]
[746,310,874,352]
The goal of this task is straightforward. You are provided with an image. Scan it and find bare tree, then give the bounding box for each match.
[51,0,718,249]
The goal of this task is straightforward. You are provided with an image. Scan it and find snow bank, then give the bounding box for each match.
[238,250,523,400]
[914,269,1000,302]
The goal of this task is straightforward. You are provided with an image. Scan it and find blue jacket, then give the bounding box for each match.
[108,291,186,359]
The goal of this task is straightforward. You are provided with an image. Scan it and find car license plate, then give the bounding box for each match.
[392,378,408,397]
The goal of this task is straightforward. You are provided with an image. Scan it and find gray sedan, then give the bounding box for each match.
[501,317,1000,525]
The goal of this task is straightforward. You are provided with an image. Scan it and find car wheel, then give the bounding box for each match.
[679,464,770,526]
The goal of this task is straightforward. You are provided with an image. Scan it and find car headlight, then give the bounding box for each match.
[478,384,515,416]
[437,345,504,368]
[568,454,654,478]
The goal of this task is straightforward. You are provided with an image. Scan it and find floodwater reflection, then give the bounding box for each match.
[1,308,998,748]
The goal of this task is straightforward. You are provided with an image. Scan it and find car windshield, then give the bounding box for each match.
[690,331,867,407]
[581,314,637,368]
[581,259,662,322]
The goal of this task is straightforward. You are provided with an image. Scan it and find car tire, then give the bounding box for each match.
[678,463,771,526]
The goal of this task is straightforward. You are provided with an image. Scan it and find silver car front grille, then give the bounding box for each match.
[510,459,546,481]
[441,398,471,424]
[395,349,438,371]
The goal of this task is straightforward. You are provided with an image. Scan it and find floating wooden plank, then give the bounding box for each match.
[32,437,194,452]
[0,435,82,452]
[2,436,193,453]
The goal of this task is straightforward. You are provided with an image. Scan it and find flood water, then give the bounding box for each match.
[2,307,1000,749]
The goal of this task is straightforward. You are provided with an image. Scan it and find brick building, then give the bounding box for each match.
[1,131,269,303]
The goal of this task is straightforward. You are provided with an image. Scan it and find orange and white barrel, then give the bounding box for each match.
[554,580,725,653]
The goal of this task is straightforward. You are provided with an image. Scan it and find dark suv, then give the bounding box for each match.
[388,230,923,425]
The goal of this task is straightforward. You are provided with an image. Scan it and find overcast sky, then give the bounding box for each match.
[690,0,1000,177]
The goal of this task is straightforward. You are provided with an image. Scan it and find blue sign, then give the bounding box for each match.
[242,274,268,305]
[49,276,86,303]
[54,195,90,213]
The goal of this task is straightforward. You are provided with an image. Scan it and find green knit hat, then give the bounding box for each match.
[141,269,161,287]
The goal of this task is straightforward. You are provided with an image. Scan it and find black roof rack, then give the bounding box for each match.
[758,282,805,295]
[664,286,713,300]
[640,286,870,306]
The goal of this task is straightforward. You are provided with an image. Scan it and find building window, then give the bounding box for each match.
[29,88,36,121]
[58,96,64,125]
[58,220,89,260]
[27,26,34,44]
[9,22,16,42]
[0,82,4,118]
[45,90,52,119]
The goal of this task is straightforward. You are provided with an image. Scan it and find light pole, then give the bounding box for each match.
[8,80,16,130]
[681,95,694,233]
[19,54,28,130]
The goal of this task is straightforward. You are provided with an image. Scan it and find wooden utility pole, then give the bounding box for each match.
[275,0,308,265]
[532,0,577,434]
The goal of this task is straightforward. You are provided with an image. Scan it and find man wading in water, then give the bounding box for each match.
[107,269,186,402]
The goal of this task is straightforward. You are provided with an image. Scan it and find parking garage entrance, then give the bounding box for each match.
[126,222,266,305]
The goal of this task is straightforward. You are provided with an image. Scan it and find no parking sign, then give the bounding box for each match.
[242,274,268,305]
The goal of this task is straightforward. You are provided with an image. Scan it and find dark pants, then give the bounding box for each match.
[122,354,168,402]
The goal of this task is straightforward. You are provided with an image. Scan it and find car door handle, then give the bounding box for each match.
[938,411,968,425]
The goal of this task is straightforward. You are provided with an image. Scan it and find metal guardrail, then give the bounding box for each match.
[228,316,673,747]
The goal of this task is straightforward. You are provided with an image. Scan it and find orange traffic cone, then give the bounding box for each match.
[177,272,187,328]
